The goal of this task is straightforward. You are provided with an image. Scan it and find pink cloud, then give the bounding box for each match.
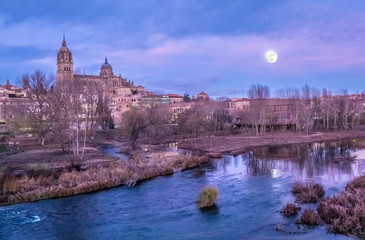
[105,32,365,80]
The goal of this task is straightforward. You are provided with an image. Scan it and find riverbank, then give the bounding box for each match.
[0,144,118,171]
[0,150,208,206]
[2,138,364,240]
[178,130,365,156]
[1,130,364,206]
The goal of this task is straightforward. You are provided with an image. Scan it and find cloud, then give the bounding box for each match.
[1,0,365,94]
[107,31,365,75]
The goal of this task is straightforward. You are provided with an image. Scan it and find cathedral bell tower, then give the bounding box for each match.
[57,35,74,83]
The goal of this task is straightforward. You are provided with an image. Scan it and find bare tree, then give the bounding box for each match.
[121,107,149,146]
[338,89,350,130]
[11,70,55,145]
[321,88,332,130]
[177,103,211,138]
[49,77,109,166]
[247,84,270,135]
[145,105,171,141]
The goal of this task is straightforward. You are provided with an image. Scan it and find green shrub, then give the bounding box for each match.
[197,186,218,208]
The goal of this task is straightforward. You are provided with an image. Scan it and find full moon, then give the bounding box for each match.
[266,51,278,63]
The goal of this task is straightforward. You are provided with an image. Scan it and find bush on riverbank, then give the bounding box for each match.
[0,153,209,206]
[317,176,365,237]
[300,209,321,226]
[197,186,218,208]
[281,203,301,217]
[292,181,324,203]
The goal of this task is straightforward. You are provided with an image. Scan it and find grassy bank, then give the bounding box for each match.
[0,152,208,206]
[178,130,365,155]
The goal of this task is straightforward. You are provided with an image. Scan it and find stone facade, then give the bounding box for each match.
[228,98,250,111]
[197,92,209,101]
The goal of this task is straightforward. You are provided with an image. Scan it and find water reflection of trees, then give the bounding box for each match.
[246,138,365,179]
[247,151,275,176]
[207,138,365,180]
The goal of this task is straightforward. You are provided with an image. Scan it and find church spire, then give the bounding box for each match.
[62,34,66,47]
[105,56,108,64]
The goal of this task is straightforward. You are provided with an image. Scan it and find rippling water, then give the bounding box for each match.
[1,139,364,240]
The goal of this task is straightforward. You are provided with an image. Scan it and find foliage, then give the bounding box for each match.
[300,209,321,226]
[197,186,219,208]
[292,181,324,203]
[0,153,209,206]
[183,93,191,102]
[317,176,365,237]
[281,203,301,217]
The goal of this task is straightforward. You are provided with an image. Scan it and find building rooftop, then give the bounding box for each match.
[166,94,183,98]
[74,74,101,79]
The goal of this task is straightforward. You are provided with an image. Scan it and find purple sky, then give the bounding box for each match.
[0,0,364,97]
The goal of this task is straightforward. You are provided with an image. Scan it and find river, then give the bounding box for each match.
[1,139,364,239]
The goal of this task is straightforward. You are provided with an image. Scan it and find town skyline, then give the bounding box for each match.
[1,0,365,98]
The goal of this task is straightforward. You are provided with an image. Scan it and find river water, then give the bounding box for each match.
[1,139,365,240]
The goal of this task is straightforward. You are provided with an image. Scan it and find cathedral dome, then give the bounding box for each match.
[100,57,113,77]
[101,57,112,69]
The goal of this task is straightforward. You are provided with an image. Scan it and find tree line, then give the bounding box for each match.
[238,84,363,135]
[122,84,365,143]
[6,70,365,157]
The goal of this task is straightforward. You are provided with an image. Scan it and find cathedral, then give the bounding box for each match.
[56,36,148,125]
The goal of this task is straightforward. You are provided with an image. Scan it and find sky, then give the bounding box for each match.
[0,0,365,98]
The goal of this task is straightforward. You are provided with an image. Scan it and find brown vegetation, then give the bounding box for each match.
[0,153,209,206]
[281,203,301,217]
[300,209,321,226]
[333,155,356,164]
[317,176,365,237]
[197,186,219,208]
[206,152,223,159]
[292,181,324,203]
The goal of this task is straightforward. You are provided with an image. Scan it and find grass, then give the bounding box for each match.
[0,153,209,206]
[300,209,321,226]
[317,176,365,237]
[281,203,301,217]
[26,163,55,178]
[197,186,219,208]
[292,181,324,203]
